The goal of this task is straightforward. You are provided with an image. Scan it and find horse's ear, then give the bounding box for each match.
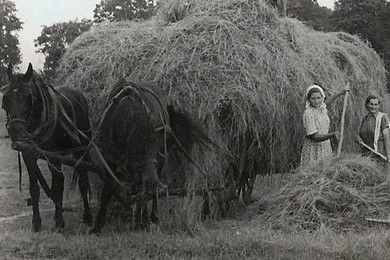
[7,64,13,79]
[24,63,34,80]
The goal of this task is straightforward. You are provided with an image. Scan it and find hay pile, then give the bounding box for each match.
[55,0,387,188]
[257,154,390,231]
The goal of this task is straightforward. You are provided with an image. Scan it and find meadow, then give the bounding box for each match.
[2,108,390,259]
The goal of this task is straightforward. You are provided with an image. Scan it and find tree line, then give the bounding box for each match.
[1,0,389,88]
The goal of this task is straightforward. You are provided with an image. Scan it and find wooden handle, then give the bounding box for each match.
[337,90,349,157]
[356,140,388,162]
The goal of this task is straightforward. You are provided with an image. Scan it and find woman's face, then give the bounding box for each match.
[309,91,324,108]
[366,98,380,114]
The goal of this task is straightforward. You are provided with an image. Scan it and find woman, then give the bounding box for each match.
[358,95,390,162]
[300,84,349,167]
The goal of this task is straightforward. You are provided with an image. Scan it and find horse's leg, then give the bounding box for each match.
[22,152,42,232]
[89,177,113,234]
[150,192,159,224]
[137,148,166,229]
[48,159,65,231]
[134,200,149,230]
[78,169,93,226]
[74,152,93,226]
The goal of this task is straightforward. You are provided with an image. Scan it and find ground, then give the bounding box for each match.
[0,104,100,233]
[2,102,390,259]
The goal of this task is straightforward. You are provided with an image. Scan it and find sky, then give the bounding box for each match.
[12,0,336,72]
[12,0,100,72]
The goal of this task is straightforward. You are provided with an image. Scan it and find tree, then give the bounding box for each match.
[34,19,92,79]
[373,2,390,90]
[0,0,23,86]
[330,0,390,90]
[93,0,156,23]
[331,0,387,46]
[286,0,333,31]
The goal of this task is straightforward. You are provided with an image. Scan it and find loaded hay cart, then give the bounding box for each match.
[53,0,387,229]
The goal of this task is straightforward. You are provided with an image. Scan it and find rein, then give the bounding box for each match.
[89,84,171,192]
[18,152,22,192]
[8,118,28,125]
[29,80,58,144]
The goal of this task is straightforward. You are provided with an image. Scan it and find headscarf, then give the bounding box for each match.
[305,84,327,111]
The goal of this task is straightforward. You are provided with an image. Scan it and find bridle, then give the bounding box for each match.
[7,118,28,125]
[4,92,34,140]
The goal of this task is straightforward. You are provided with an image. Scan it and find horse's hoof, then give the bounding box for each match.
[88,227,100,235]
[32,225,41,232]
[83,214,93,226]
[134,223,149,231]
[150,214,159,224]
[32,219,42,232]
[56,226,64,233]
[54,217,65,230]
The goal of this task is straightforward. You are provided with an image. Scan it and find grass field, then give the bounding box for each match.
[2,119,390,259]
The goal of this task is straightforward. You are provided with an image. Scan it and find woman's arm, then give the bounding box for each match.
[383,127,390,161]
[307,131,339,142]
[325,89,349,107]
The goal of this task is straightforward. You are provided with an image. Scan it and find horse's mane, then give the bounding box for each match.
[7,69,46,95]
[31,71,46,89]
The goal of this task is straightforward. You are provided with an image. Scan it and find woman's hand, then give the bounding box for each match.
[341,84,350,95]
[325,84,350,106]
[332,131,341,143]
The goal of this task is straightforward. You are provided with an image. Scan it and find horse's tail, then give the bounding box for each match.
[167,105,216,158]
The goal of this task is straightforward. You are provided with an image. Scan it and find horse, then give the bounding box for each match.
[2,63,93,232]
[89,80,213,233]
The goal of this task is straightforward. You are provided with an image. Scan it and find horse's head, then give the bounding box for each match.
[2,63,43,142]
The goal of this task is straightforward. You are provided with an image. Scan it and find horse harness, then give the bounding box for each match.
[92,83,171,190]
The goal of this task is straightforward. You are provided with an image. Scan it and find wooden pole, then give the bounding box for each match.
[356,140,390,183]
[337,89,349,158]
[356,140,388,162]
[11,141,106,175]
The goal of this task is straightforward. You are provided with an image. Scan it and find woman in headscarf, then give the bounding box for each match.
[358,95,390,162]
[300,84,349,167]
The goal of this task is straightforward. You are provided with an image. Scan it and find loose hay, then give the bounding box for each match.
[55,0,387,202]
[257,154,390,231]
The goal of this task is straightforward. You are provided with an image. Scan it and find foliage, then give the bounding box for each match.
[287,0,333,31]
[93,0,157,23]
[330,0,390,90]
[0,0,22,86]
[331,0,387,44]
[34,19,92,80]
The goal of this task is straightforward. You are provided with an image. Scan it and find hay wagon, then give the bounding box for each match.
[50,0,387,227]
[11,139,242,220]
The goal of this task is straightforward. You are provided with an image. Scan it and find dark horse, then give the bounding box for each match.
[90,80,212,233]
[90,80,168,233]
[2,63,93,232]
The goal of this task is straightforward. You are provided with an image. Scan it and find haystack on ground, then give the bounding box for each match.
[256,154,390,232]
[55,0,386,201]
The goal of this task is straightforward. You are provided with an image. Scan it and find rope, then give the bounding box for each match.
[18,152,22,192]
[29,79,58,144]
[91,142,132,190]
[89,83,170,192]
[129,84,171,165]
